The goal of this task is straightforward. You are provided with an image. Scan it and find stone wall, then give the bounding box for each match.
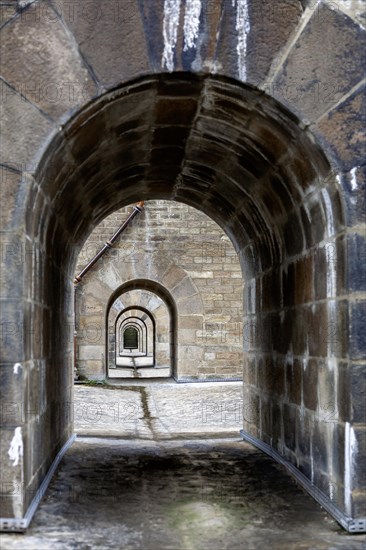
[75,200,244,380]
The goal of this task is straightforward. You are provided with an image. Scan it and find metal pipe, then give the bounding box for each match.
[73,201,144,284]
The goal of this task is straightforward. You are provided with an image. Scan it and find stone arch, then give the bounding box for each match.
[32,74,347,502]
[111,301,158,372]
[0,63,364,532]
[116,306,155,358]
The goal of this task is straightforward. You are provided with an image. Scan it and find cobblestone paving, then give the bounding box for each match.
[1,384,365,550]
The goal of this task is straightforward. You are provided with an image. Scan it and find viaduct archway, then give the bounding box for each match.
[0,0,364,533]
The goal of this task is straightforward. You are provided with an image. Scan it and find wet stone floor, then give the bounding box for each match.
[1,438,365,550]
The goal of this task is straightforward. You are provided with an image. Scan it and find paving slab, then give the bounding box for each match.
[0,438,364,550]
[1,384,365,549]
[74,381,244,438]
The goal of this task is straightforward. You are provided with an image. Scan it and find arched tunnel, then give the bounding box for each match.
[0,0,364,541]
[7,71,360,527]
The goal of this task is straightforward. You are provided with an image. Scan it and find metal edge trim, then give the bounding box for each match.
[0,434,76,533]
[240,429,366,534]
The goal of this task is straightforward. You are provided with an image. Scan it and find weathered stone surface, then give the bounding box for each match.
[286,358,302,407]
[138,0,165,71]
[307,302,328,357]
[53,0,151,87]
[294,254,313,304]
[349,300,366,360]
[0,363,27,426]
[312,421,329,474]
[313,244,327,301]
[213,2,240,81]
[340,165,366,228]
[297,408,312,459]
[0,231,28,302]
[303,359,318,411]
[0,167,23,230]
[0,426,24,517]
[243,354,256,386]
[0,5,17,28]
[273,4,366,122]
[283,403,297,450]
[0,3,97,119]
[282,262,295,308]
[243,386,260,431]
[261,269,281,311]
[171,277,198,301]
[350,363,366,424]
[283,212,304,256]
[346,232,366,292]
[0,80,54,165]
[352,426,366,491]
[193,1,223,73]
[315,83,366,171]
[336,0,366,27]
[246,0,304,85]
[0,300,27,363]
[317,359,337,418]
[215,0,302,86]
[337,362,350,422]
[179,315,203,330]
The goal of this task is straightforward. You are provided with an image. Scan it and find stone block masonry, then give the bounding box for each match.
[75,200,244,381]
[0,0,364,532]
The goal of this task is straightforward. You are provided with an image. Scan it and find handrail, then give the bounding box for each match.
[73,201,144,284]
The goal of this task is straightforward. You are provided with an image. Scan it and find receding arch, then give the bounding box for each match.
[115,306,156,367]
[123,325,139,350]
[107,279,177,377]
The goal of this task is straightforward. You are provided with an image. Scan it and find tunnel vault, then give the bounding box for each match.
[1,73,364,533]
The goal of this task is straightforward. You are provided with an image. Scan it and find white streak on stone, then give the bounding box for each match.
[202,59,223,73]
[8,427,23,467]
[326,243,337,298]
[233,0,250,81]
[330,358,339,419]
[321,189,337,297]
[350,167,358,190]
[285,343,293,367]
[183,0,202,51]
[322,188,334,236]
[327,254,337,299]
[327,355,337,372]
[250,280,256,314]
[302,345,309,371]
[345,422,358,515]
[17,0,35,8]
[13,363,22,374]
[162,0,182,72]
